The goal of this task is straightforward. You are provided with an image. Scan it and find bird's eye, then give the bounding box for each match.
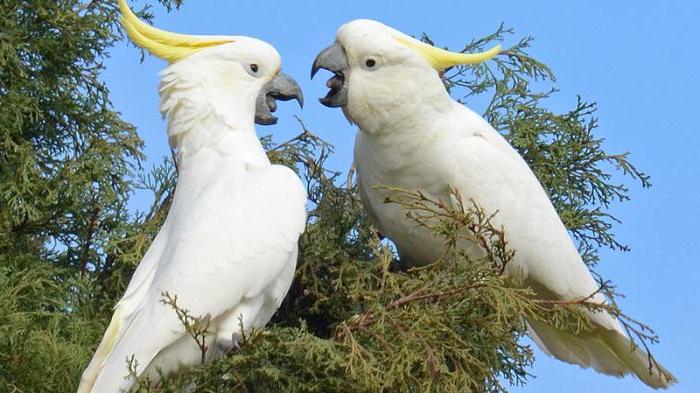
[365,59,376,68]
[250,64,259,73]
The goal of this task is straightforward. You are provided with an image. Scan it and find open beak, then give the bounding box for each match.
[311,43,349,108]
[255,72,304,126]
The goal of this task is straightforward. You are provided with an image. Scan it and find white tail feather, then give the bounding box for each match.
[527,317,677,389]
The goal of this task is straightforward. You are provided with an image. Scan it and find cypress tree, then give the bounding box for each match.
[0,3,660,392]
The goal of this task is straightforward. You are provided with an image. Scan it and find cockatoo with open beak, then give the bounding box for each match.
[78,1,305,392]
[311,19,675,388]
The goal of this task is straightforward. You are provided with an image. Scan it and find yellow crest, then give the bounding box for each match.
[394,35,501,70]
[118,0,233,63]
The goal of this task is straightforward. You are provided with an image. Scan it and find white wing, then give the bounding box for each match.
[78,163,306,393]
[448,108,674,387]
[450,122,607,307]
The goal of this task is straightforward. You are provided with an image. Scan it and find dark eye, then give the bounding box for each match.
[250,64,259,73]
[365,59,376,68]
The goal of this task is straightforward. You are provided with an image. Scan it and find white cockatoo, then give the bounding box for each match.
[311,19,675,388]
[78,2,305,392]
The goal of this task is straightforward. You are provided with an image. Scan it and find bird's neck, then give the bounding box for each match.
[355,99,465,182]
[158,67,267,167]
[347,73,453,136]
[172,122,269,170]
[358,96,458,147]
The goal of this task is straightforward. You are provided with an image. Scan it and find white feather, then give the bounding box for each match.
[78,38,305,393]
[339,19,676,388]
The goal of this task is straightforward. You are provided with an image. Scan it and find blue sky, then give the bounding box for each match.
[103,1,699,391]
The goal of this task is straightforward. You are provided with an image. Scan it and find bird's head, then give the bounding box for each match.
[119,0,302,128]
[311,19,499,133]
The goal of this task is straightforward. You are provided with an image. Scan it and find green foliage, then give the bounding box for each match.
[0,4,660,393]
[0,1,180,392]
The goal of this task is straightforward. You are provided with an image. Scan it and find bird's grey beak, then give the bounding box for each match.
[255,72,304,126]
[311,43,349,108]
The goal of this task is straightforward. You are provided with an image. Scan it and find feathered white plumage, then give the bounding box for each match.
[312,19,675,389]
[78,2,305,392]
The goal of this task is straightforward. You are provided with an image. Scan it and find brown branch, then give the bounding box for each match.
[80,200,101,271]
[532,280,610,307]
[160,292,211,364]
[335,282,486,340]
[170,148,179,175]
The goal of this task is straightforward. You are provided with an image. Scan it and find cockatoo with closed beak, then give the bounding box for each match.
[78,1,305,392]
[311,19,675,389]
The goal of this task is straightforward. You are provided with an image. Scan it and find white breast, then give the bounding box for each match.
[354,128,455,266]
